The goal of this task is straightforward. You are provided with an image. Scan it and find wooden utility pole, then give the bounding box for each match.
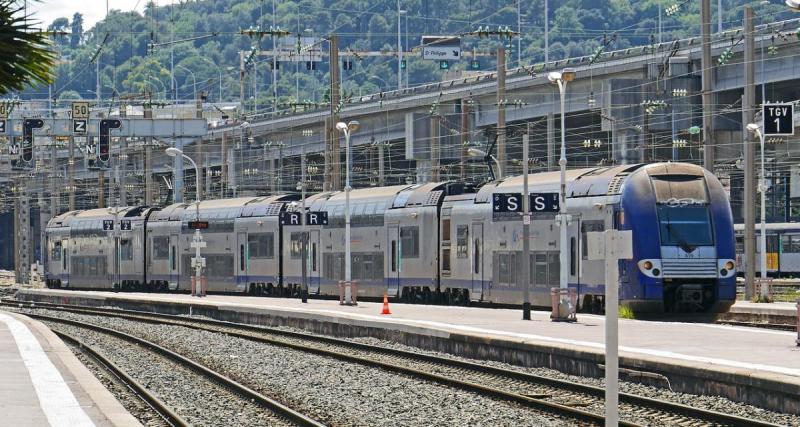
[743,7,756,300]
[701,0,715,171]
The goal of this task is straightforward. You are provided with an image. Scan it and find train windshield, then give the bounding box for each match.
[657,205,713,248]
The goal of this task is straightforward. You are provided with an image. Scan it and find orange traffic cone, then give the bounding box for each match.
[381,292,392,315]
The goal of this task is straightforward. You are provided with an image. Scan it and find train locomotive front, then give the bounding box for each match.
[619,163,736,312]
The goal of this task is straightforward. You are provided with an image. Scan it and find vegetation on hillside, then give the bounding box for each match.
[21,0,794,111]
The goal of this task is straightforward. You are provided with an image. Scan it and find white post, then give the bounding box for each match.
[758,131,768,293]
[344,129,353,304]
[301,148,308,303]
[544,0,549,63]
[558,79,569,291]
[587,230,633,427]
[522,131,531,320]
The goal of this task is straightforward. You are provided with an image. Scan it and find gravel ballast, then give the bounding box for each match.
[49,321,296,427]
[19,308,567,427]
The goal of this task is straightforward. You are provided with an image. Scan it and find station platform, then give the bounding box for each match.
[0,309,141,427]
[12,288,800,414]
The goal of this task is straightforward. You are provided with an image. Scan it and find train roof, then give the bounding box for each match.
[47,206,155,228]
[150,195,300,221]
[474,163,709,203]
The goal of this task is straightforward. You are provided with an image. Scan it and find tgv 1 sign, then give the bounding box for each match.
[421,36,461,60]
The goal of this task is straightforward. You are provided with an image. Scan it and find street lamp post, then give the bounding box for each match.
[466,147,502,179]
[369,75,388,92]
[176,65,197,101]
[747,123,769,299]
[548,68,576,298]
[336,120,360,305]
[166,147,205,297]
[397,1,403,90]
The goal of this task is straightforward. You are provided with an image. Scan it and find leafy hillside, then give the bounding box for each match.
[29,0,790,111]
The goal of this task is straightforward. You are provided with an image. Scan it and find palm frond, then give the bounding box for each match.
[0,0,55,95]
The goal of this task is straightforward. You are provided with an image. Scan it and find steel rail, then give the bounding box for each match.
[22,311,327,427]
[54,329,190,427]
[6,300,786,426]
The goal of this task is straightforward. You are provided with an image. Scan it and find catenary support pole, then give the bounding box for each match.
[496,47,506,178]
[743,7,756,300]
[701,0,715,171]
[522,129,531,320]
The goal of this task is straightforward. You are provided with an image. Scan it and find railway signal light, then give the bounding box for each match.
[98,119,121,166]
[22,118,44,163]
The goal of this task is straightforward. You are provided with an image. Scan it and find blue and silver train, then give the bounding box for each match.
[44,162,736,313]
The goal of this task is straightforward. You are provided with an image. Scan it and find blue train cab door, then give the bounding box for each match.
[309,230,320,294]
[471,222,484,300]
[387,225,400,297]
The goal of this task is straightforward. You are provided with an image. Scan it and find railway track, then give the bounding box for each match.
[22,309,326,427]
[2,299,784,427]
[59,330,188,427]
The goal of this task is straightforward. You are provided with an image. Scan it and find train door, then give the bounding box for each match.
[237,232,248,292]
[309,230,320,294]
[471,222,484,300]
[169,233,179,290]
[62,239,69,286]
[113,234,120,289]
[387,225,400,297]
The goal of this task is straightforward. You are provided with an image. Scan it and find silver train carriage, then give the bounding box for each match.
[44,162,734,312]
[734,222,800,277]
[44,206,155,290]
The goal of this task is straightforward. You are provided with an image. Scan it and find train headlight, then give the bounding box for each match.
[637,259,662,278]
[718,259,736,278]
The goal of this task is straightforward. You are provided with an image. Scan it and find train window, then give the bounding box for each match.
[548,252,560,285]
[534,254,548,285]
[311,243,317,271]
[442,218,451,242]
[570,237,577,276]
[651,176,708,203]
[120,240,133,261]
[456,226,469,258]
[290,232,303,259]
[442,248,451,273]
[62,248,67,270]
[782,235,800,253]
[248,233,275,259]
[391,241,397,272]
[152,237,169,260]
[240,244,246,271]
[51,241,62,262]
[473,239,480,274]
[498,253,511,284]
[400,226,419,258]
[581,221,605,259]
[171,246,176,270]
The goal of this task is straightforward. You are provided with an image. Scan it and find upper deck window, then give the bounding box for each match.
[651,176,708,204]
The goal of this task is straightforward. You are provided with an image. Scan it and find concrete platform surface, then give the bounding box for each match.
[20,289,800,378]
[729,300,798,316]
[0,310,141,427]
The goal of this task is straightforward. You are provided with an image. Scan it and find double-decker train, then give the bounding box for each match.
[44,162,736,312]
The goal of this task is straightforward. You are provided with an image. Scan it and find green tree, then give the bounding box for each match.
[0,1,55,95]
[70,12,82,48]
